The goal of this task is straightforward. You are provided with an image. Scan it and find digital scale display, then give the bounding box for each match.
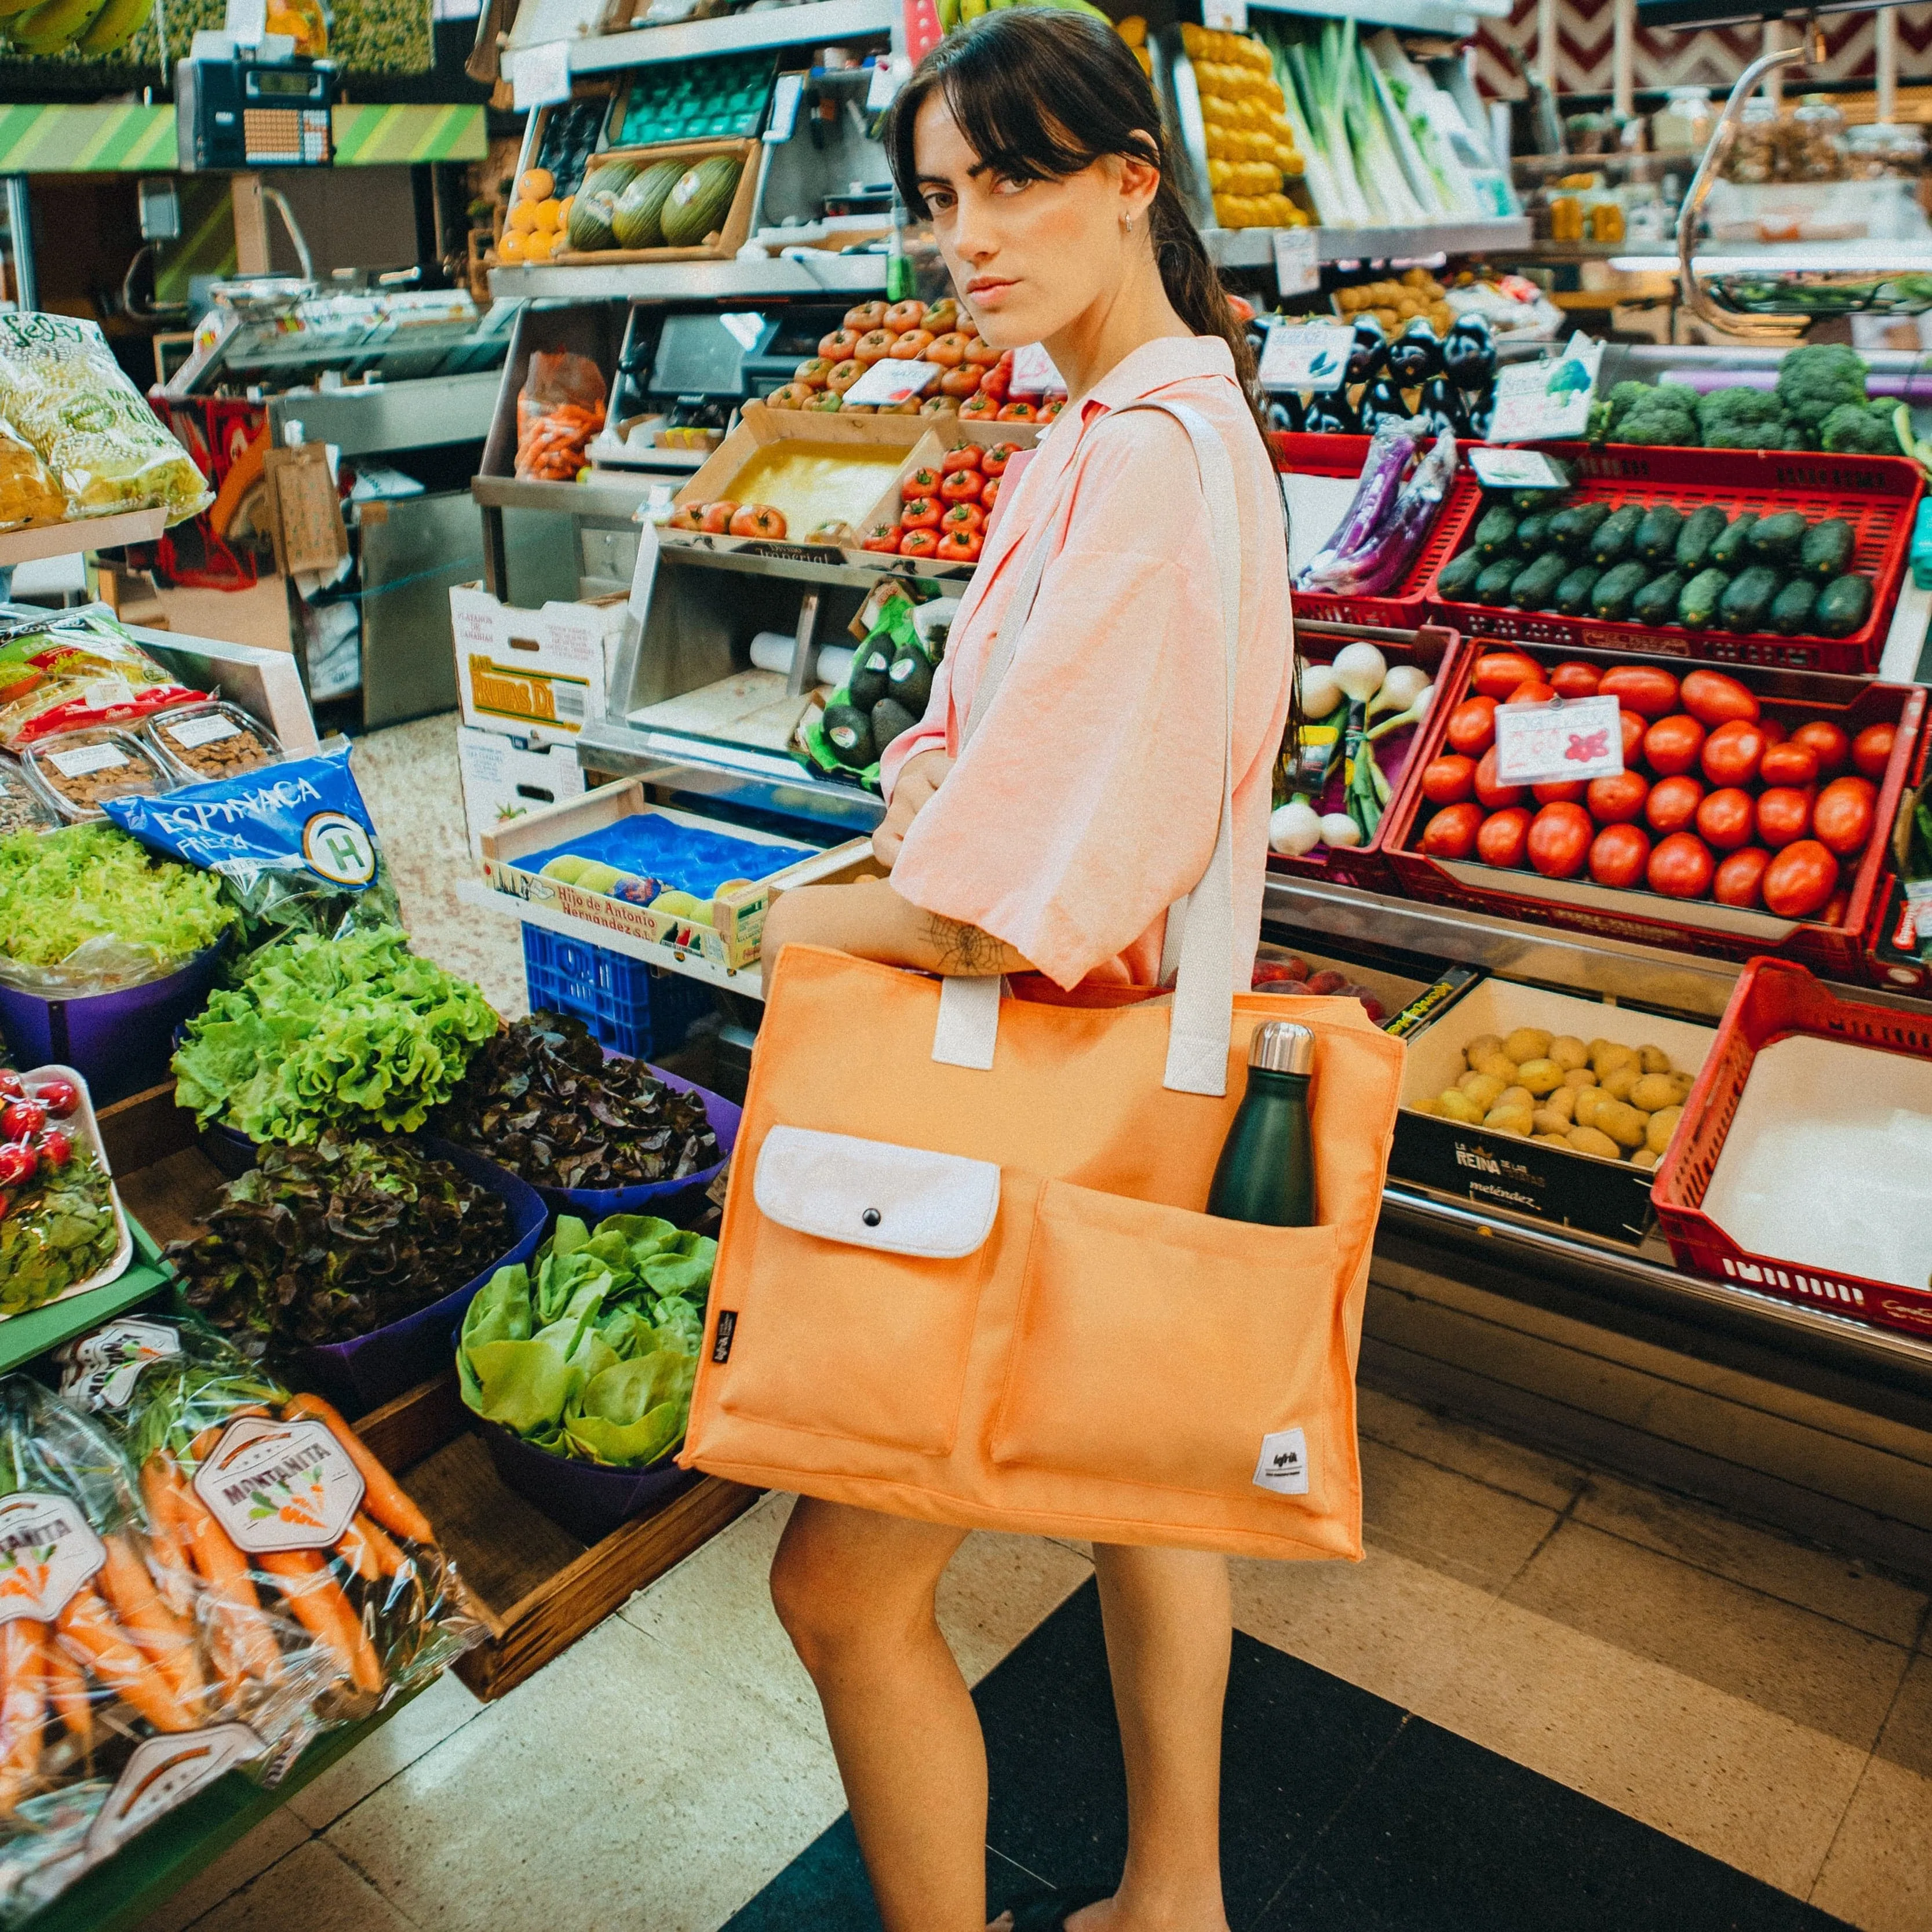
[178,54,336,170]
[247,67,323,97]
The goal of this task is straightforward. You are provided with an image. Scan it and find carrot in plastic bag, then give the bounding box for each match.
[0,1620,44,1817]
[138,1459,196,1617]
[256,1551,382,1694]
[99,1532,203,1705]
[55,1587,196,1734]
[42,1635,89,1754]
[169,1467,283,1685]
[280,1394,435,1545]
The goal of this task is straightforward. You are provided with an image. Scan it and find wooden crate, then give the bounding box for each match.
[550,138,762,265]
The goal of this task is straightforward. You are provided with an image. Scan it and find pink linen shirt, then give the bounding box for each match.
[879,333,1294,993]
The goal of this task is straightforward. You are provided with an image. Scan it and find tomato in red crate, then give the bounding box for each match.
[1601,664,1679,719]
[1420,801,1482,859]
[1472,650,1541,698]
[1588,770,1649,825]
[1528,803,1592,878]
[1713,847,1771,908]
[1680,669,1758,728]
[1646,775,1704,836]
[1852,723,1895,778]
[1618,710,1648,765]
[1759,741,1820,788]
[1644,715,1706,778]
[1648,832,1715,900]
[1549,661,1601,699]
[1701,720,1767,789]
[1446,697,1497,756]
[1813,775,1876,856]
[1421,756,1476,805]
[1792,720,1850,775]
[1476,807,1531,869]
[1762,840,1839,918]
[1589,822,1650,888]
[1696,788,1756,852]
[1473,748,1525,811]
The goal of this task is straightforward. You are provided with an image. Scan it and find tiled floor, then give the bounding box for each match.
[134,1385,1932,1932]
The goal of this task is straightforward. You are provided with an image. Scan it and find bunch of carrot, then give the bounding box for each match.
[515,398,605,483]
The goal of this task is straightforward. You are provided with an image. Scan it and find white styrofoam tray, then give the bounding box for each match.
[0,1063,131,1320]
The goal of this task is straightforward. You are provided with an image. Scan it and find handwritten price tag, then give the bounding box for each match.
[1492,694,1624,786]
[1257,321,1350,392]
[843,358,940,407]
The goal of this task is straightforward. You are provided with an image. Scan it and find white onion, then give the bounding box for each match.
[1369,662,1431,718]
[1330,641,1388,705]
[1297,661,1343,720]
[1319,812,1364,848]
[1270,799,1324,856]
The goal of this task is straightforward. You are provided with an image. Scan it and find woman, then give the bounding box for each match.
[757,14,1294,1930]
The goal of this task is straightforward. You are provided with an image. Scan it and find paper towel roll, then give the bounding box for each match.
[749,632,855,686]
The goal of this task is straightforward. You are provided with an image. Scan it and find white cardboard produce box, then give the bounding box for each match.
[450,585,623,748]
[457,726,587,863]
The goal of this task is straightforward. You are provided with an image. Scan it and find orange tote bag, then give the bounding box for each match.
[682,401,1405,1559]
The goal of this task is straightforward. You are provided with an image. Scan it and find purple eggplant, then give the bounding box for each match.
[1295,416,1425,588]
[1386,318,1443,387]
[1311,427,1458,596]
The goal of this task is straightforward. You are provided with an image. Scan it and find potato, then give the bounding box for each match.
[1637,1045,1674,1076]
[1503,1026,1553,1065]
[1543,1085,1576,1122]
[1409,1095,1439,1115]
[1462,1034,1504,1067]
[1572,1084,1606,1130]
[1593,1098,1648,1149]
[1562,1066,1598,1090]
[1534,1132,1572,1146]
[1483,1104,1533,1137]
[1436,1088,1482,1124]
[1646,1104,1683,1155]
[1457,1071,1507,1112]
[1531,1106,1573,1136]
[1630,1073,1689,1114]
[1547,1035,1589,1072]
[1467,1049,1519,1083]
[1516,1057,1564,1096]
[1631,1146,1660,1171]
[1564,1125,1621,1160]
[1602,1065,1643,1102]
[1591,1041,1638,1079]
[1497,1085,1535,1110]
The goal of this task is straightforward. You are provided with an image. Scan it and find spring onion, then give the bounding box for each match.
[1270,798,1324,856]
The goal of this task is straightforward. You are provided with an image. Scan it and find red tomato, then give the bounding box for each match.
[1645,775,1705,836]
[1550,661,1602,700]
[927,334,974,370]
[981,477,1001,512]
[844,302,888,332]
[1421,755,1477,805]
[1619,709,1648,768]
[1823,890,1850,926]
[939,468,984,505]
[1852,723,1897,778]
[699,500,739,534]
[941,502,985,535]
[899,496,943,530]
[1713,847,1771,909]
[1762,840,1839,919]
[941,365,985,398]
[1589,822,1651,888]
[1758,741,1820,788]
[729,504,786,539]
[1700,720,1767,789]
[888,329,936,360]
[1476,807,1532,869]
[996,401,1038,422]
[1758,715,1787,743]
[860,524,902,554]
[1755,786,1813,850]
[1446,696,1499,757]
[940,443,983,475]
[1695,788,1756,852]
[884,298,926,331]
[958,393,1000,421]
[1643,714,1707,778]
[1532,781,1588,805]
[1471,650,1542,699]
[1791,720,1850,777]
[1504,681,1558,708]
[818,327,861,361]
[1813,775,1876,856]
[935,528,982,562]
[1599,664,1681,720]
[902,468,941,502]
[1474,748,1526,811]
[1679,668,1760,728]
[981,442,1018,476]
[852,329,896,366]
[1528,802,1593,878]
[1587,769,1649,825]
[1648,832,1715,901]
[1420,801,1483,859]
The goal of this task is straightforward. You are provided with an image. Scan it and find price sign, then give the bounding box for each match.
[1468,447,1572,491]
[511,39,571,111]
[866,57,902,111]
[1202,0,1247,27]
[1273,225,1319,296]
[1258,321,1350,392]
[1485,336,1603,446]
[843,358,941,407]
[1493,695,1624,787]
[768,71,803,142]
[1008,341,1063,396]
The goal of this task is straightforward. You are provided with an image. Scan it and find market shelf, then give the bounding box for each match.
[486,253,890,302]
[0,506,164,568]
[557,0,893,72]
[1248,0,1508,34]
[655,538,952,594]
[0,1218,169,1379]
[472,472,656,521]
[1207,217,1533,274]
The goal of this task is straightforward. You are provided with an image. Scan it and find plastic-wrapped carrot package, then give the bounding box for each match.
[0,1376,333,1926]
[56,1317,479,1731]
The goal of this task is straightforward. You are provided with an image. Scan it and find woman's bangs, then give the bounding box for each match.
[935,42,1099,184]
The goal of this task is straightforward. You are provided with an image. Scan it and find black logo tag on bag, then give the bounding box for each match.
[712,1311,738,1364]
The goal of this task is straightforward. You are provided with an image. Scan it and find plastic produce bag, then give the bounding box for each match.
[514,352,606,483]
[0,1376,335,1927]
[0,427,63,533]
[0,606,203,752]
[0,315,210,526]
[56,1317,480,1725]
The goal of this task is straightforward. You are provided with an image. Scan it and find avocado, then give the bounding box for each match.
[885,649,934,717]
[1590,560,1650,621]
[1435,548,1486,601]
[1508,552,1568,610]
[1674,505,1729,574]
[1547,501,1610,554]
[869,697,920,753]
[1635,505,1684,567]
[1708,512,1758,569]
[1590,504,1645,567]
[1719,566,1780,633]
[1769,577,1819,636]
[1677,567,1729,630]
[847,640,894,710]
[1554,563,1601,615]
[1800,517,1855,581]
[822,702,876,767]
[1748,511,1809,566]
[1814,573,1874,638]
[1473,505,1519,559]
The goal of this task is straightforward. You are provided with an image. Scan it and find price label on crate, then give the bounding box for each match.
[1203,0,1247,28]
[1273,226,1320,296]
[1258,321,1350,393]
[1485,336,1603,445]
[1492,694,1624,786]
[1468,447,1572,492]
[1008,342,1063,396]
[843,358,941,407]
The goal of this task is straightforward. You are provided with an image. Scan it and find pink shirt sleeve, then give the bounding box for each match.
[877,647,953,801]
[888,412,1226,991]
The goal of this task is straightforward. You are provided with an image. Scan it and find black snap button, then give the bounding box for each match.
[862,1208,881,1227]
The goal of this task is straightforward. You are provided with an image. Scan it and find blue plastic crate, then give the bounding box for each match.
[520,923,713,1060]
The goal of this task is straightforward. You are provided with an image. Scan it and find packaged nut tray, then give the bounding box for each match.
[21,726,169,822]
[142,700,280,783]
[0,757,52,837]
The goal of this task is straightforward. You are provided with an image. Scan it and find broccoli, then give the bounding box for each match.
[1602,380,1657,433]
[1617,407,1700,447]
[1592,380,1702,444]
[1697,388,1809,449]
[1776,343,1869,432]
[1819,400,1902,455]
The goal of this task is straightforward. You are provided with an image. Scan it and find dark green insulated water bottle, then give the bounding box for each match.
[1205,1020,1317,1226]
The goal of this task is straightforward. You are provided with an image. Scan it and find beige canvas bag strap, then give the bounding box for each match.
[931,398,1245,1097]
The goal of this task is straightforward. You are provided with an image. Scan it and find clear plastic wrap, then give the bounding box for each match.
[0,428,64,534]
[0,316,211,526]
[0,1376,337,1927]
[0,607,203,752]
[59,1318,480,1725]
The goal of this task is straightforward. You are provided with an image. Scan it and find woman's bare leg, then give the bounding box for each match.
[770,1496,983,1932]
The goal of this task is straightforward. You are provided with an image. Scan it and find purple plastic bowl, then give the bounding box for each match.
[477,1417,699,1544]
[289,1136,547,1417]
[2,943,227,1107]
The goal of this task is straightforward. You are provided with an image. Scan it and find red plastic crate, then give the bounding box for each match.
[1379,638,1927,979]
[1272,432,1485,631]
[1653,959,1932,1337]
[1419,443,1922,674]
[1268,621,1469,897]
[1863,717,1932,991]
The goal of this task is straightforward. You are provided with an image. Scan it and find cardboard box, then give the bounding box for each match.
[457,726,587,862]
[550,138,762,266]
[451,584,622,748]
[1393,978,1718,1247]
[480,776,872,970]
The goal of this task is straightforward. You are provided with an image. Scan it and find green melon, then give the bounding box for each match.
[659,156,742,249]
[579,158,640,200]
[566,188,621,254]
[610,160,684,251]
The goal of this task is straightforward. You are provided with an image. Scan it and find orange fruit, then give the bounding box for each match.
[517,167,555,203]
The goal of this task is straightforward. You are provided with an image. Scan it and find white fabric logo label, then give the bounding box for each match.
[1253,1428,1311,1496]
[83,1726,267,1867]
[0,1492,105,1623]
[192,1416,365,1553]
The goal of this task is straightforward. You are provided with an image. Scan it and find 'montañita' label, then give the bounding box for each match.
[191,1416,364,1554]
[0,1492,106,1623]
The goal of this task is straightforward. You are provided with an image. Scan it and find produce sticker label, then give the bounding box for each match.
[1493,694,1624,786]
[0,1492,105,1625]
[1485,335,1603,445]
[83,1726,267,1869]
[166,715,242,750]
[57,1318,181,1412]
[194,1417,365,1554]
[46,742,127,779]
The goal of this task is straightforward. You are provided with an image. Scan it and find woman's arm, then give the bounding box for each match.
[763,876,1033,976]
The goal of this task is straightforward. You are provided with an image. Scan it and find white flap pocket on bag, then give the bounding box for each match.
[753,1127,1000,1260]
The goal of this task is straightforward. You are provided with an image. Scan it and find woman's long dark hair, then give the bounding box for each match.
[884,10,1267,442]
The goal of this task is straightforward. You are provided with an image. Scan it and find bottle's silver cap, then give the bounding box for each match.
[1249,1020,1315,1076]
